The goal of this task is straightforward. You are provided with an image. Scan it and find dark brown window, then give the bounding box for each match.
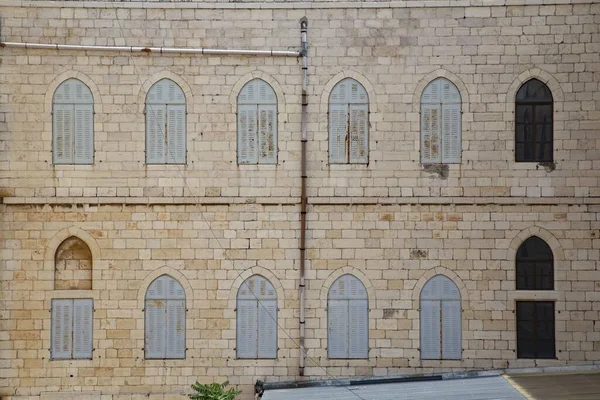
[515,79,553,162]
[516,301,555,359]
[516,236,554,290]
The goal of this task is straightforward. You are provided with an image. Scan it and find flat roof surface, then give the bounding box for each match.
[262,376,526,400]
[505,372,600,400]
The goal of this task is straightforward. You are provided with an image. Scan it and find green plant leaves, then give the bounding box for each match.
[189,380,241,400]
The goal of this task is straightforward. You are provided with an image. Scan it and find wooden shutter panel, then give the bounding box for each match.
[348,299,368,358]
[349,104,368,164]
[74,104,94,164]
[328,299,349,358]
[238,105,258,164]
[146,105,166,164]
[166,300,185,359]
[145,299,166,358]
[420,300,441,359]
[422,79,441,104]
[166,105,186,164]
[421,104,441,163]
[442,103,461,163]
[442,300,461,359]
[441,79,460,103]
[53,105,74,164]
[258,105,277,164]
[329,104,348,163]
[257,80,275,103]
[237,299,258,358]
[51,299,73,359]
[257,299,277,358]
[72,299,93,359]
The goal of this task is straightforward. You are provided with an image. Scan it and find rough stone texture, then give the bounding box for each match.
[54,236,93,290]
[0,1,599,399]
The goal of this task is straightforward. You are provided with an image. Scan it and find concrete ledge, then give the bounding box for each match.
[2,196,600,206]
[0,0,595,9]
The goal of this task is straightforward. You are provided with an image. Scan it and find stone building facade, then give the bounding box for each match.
[0,0,599,399]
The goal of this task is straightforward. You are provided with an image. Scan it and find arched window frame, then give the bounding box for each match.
[144,275,186,359]
[328,78,369,164]
[516,236,554,290]
[420,78,461,164]
[145,79,187,164]
[237,79,278,165]
[236,275,278,359]
[327,274,369,359]
[420,274,462,360]
[515,79,553,162]
[52,78,94,164]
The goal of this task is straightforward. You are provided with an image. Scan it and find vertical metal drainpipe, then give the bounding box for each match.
[299,17,308,378]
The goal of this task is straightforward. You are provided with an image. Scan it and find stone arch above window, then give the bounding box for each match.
[52,78,94,165]
[328,78,369,164]
[145,78,187,164]
[237,78,278,165]
[54,236,92,290]
[420,78,462,164]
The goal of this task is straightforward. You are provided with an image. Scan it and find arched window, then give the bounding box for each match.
[515,79,553,162]
[146,79,186,164]
[145,275,185,359]
[54,236,92,290]
[420,275,461,360]
[236,275,277,359]
[237,79,277,164]
[327,274,368,359]
[420,78,461,164]
[328,78,369,164]
[53,79,94,164]
[516,236,554,290]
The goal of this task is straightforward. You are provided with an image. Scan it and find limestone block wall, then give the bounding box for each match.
[0,0,599,399]
[0,202,599,398]
[0,1,598,200]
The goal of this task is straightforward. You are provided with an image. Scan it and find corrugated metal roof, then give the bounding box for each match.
[262,376,526,400]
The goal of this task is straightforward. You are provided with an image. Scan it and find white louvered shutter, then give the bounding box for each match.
[74,104,94,164]
[441,79,460,103]
[442,103,461,163]
[258,105,277,164]
[145,299,167,358]
[328,299,349,358]
[349,104,368,164]
[257,299,277,358]
[257,79,276,104]
[238,105,258,164]
[442,300,462,359]
[166,300,185,358]
[237,300,258,358]
[166,276,185,298]
[53,105,74,164]
[420,300,441,359]
[51,299,73,359]
[72,299,93,359]
[421,104,441,163]
[146,105,166,164]
[329,104,348,163]
[348,299,368,358]
[166,105,186,164]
